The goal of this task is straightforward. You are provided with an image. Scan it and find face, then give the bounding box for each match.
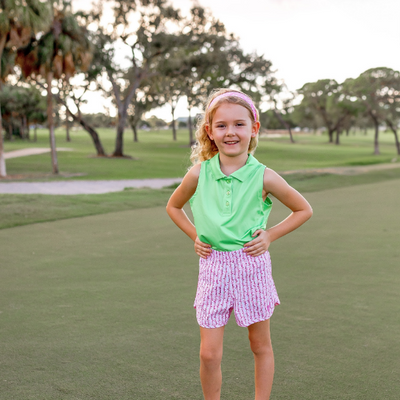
[206,103,259,158]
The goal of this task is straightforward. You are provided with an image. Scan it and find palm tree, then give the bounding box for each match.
[16,5,93,173]
[0,0,52,177]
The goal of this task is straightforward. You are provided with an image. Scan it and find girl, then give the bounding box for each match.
[166,89,313,400]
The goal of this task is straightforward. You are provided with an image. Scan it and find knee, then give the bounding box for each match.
[249,336,273,357]
[199,345,223,367]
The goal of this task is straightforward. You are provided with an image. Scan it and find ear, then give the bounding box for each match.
[206,124,214,140]
[251,121,261,137]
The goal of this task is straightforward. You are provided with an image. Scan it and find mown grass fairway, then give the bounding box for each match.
[1,167,400,230]
[1,179,399,399]
[3,127,400,180]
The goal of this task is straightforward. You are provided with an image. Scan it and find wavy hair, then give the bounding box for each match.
[190,88,260,165]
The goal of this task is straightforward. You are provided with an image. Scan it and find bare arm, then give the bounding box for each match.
[244,168,313,256]
[166,164,212,258]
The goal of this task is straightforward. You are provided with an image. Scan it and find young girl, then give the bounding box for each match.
[166,89,313,400]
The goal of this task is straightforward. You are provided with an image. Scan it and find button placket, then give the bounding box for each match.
[223,178,232,215]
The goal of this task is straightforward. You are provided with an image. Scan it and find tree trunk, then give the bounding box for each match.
[171,103,177,141]
[66,110,71,142]
[188,107,194,146]
[113,111,126,156]
[335,129,340,145]
[46,71,59,174]
[109,75,139,157]
[113,101,131,157]
[393,129,400,156]
[8,121,13,141]
[386,120,400,156]
[370,114,380,155]
[70,116,106,156]
[18,120,23,139]
[0,34,7,177]
[328,129,334,143]
[374,124,380,155]
[273,109,295,143]
[394,131,400,156]
[0,110,5,177]
[132,124,138,142]
[34,125,37,142]
[21,116,28,139]
[26,117,30,140]
[34,79,106,155]
[58,98,105,155]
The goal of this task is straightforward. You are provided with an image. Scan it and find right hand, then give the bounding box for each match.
[194,237,212,259]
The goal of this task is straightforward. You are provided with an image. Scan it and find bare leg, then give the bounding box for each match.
[199,326,225,400]
[248,320,274,400]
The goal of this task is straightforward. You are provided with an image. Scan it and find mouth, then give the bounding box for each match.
[224,140,239,145]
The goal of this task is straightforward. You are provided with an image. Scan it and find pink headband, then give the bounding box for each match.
[208,91,258,121]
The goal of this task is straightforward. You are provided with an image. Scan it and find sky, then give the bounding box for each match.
[76,0,400,120]
[172,0,400,91]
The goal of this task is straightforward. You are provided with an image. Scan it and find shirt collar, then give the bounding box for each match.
[209,153,257,182]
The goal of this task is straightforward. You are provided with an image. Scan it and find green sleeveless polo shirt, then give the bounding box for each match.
[189,153,272,251]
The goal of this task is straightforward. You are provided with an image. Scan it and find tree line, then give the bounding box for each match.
[1,0,399,177]
[0,0,277,176]
[294,70,400,155]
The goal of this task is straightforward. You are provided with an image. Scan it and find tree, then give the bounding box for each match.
[384,102,400,155]
[160,75,183,141]
[298,79,357,144]
[168,6,276,145]
[344,67,400,155]
[128,90,163,142]
[0,84,46,140]
[16,3,93,172]
[92,0,182,157]
[259,110,283,130]
[55,77,107,156]
[291,101,323,133]
[263,81,296,143]
[0,0,52,176]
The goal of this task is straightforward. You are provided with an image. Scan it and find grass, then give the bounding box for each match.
[0,179,399,399]
[1,126,400,230]
[0,188,174,230]
[1,167,400,230]
[1,166,400,230]
[2,127,400,180]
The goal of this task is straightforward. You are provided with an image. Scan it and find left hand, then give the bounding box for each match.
[243,229,271,257]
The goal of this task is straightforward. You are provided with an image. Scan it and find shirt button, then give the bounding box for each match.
[226,191,230,195]
[226,201,229,206]
[226,179,231,184]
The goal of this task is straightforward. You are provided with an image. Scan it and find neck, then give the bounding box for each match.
[218,152,249,176]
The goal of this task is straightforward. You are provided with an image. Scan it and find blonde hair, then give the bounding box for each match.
[190,88,260,165]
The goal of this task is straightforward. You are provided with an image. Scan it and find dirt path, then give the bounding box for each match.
[0,147,399,194]
[4,147,73,159]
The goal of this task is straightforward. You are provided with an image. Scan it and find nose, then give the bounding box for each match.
[226,124,235,136]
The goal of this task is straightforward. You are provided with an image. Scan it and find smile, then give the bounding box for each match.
[224,141,239,145]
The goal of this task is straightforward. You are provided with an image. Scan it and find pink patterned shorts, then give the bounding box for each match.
[194,249,280,329]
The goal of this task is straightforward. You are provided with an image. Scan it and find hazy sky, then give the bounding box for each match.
[76,0,400,119]
[173,0,400,91]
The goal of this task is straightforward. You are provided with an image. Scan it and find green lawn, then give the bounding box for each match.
[0,179,399,399]
[3,127,399,180]
[1,167,400,230]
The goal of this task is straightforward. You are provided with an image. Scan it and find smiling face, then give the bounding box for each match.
[206,102,260,159]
